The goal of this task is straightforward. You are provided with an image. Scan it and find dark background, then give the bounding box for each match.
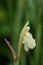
[0,0,43,65]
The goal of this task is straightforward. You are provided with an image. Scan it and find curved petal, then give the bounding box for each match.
[29,36,36,49]
[24,43,29,51]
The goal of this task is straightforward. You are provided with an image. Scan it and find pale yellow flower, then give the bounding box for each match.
[19,21,36,51]
[23,32,36,51]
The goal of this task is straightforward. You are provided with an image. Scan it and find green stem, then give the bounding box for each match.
[14,59,19,65]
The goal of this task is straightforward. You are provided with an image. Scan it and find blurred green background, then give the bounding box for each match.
[0,0,43,65]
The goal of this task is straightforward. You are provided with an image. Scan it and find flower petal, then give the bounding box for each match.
[28,34,36,49]
[24,43,29,51]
